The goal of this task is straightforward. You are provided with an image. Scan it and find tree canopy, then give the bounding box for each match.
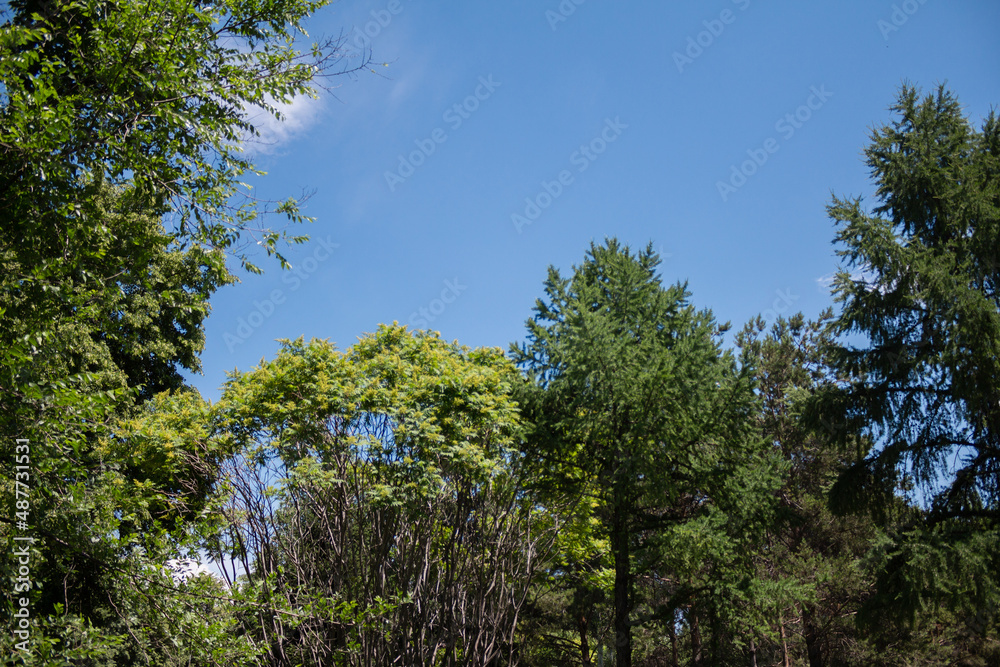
[0,0,373,662]
[511,240,780,666]
[2,12,998,661]
[824,85,1000,529]
[814,84,1000,651]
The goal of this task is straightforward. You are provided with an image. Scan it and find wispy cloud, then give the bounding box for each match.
[816,270,868,294]
[387,53,430,109]
[242,94,326,155]
[816,272,837,293]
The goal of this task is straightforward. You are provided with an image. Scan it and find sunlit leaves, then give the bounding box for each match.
[198,325,537,664]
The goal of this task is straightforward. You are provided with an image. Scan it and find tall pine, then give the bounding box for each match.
[819,85,1000,653]
[512,239,777,666]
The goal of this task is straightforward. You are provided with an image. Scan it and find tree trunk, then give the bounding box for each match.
[803,609,824,667]
[612,506,632,667]
[579,612,592,666]
[710,609,723,664]
[779,618,791,667]
[690,605,703,667]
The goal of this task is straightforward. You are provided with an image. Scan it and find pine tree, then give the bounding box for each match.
[819,84,1000,655]
[512,239,777,666]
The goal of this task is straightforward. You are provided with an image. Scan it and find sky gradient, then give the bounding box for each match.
[188,0,1000,400]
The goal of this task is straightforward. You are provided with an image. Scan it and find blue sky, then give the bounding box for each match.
[188,0,1000,400]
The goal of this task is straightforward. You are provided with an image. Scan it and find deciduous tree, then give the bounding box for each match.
[0,0,370,660]
[206,326,543,666]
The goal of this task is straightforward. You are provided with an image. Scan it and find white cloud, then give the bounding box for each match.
[241,94,326,155]
[817,270,876,294]
[816,272,837,293]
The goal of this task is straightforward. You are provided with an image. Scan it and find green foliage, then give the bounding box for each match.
[825,84,1000,526]
[2,23,997,663]
[0,182,238,663]
[0,0,369,662]
[203,326,540,665]
[2,182,232,406]
[736,313,881,665]
[511,239,781,666]
[0,0,366,268]
[819,85,1000,645]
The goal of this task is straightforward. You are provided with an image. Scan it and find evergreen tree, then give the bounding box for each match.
[511,239,779,666]
[818,84,1000,658]
[738,313,880,666]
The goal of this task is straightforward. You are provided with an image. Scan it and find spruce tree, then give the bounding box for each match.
[819,85,1000,649]
[512,239,776,666]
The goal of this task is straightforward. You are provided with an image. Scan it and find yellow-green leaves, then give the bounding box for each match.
[196,325,538,663]
[218,325,522,497]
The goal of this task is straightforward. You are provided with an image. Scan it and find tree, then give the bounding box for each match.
[819,84,1000,657]
[0,0,373,458]
[735,313,882,667]
[0,184,240,664]
[824,84,999,526]
[0,0,371,451]
[0,0,372,660]
[511,239,779,667]
[1,182,232,403]
[514,454,613,666]
[0,0,370,267]
[204,326,544,666]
